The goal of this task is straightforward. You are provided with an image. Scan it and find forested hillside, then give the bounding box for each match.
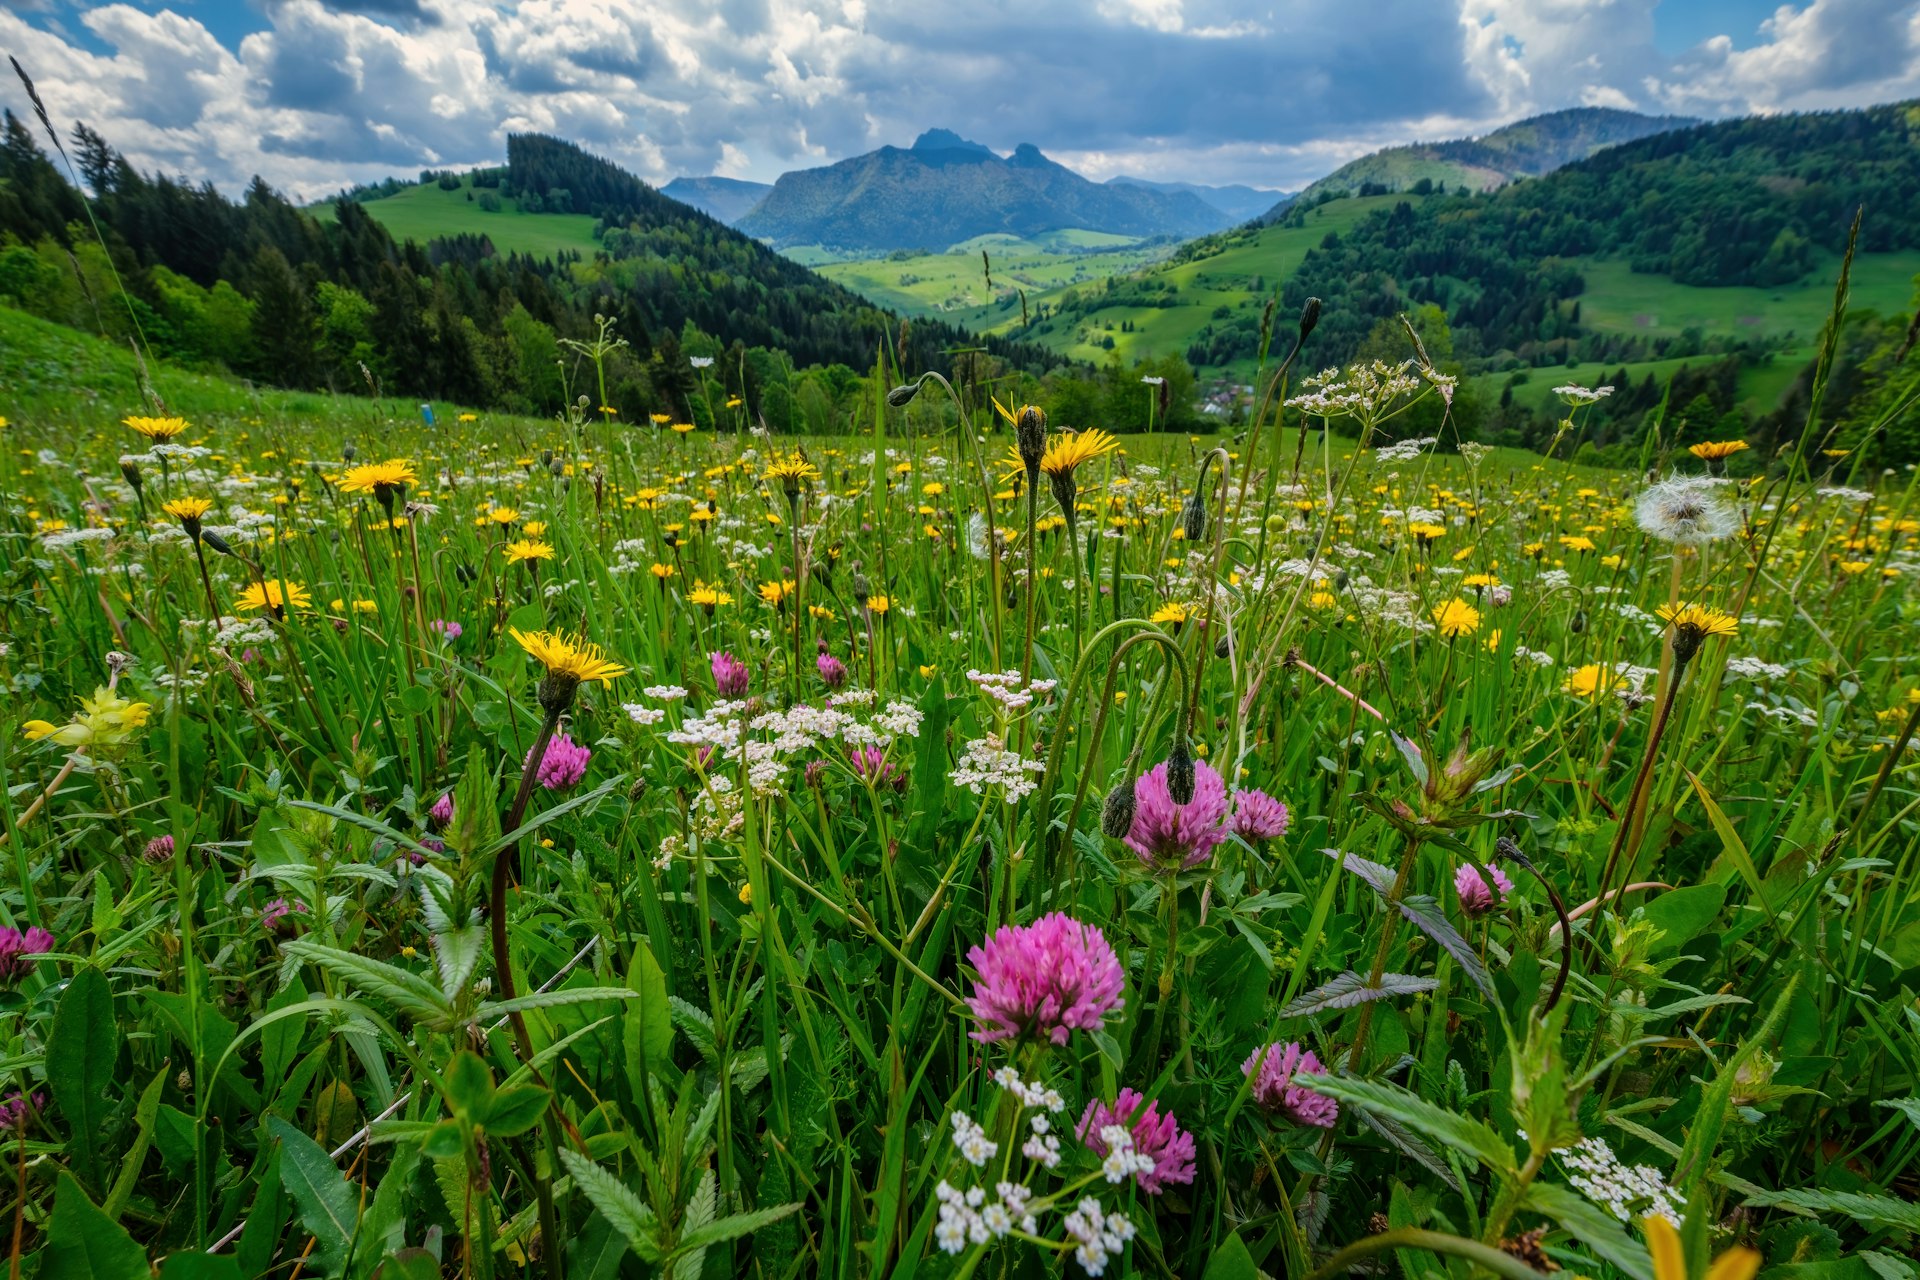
[0,122,1065,420]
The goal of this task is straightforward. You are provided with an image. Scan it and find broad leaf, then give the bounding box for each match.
[42,1172,149,1280]
[558,1149,664,1265]
[1523,1182,1653,1280]
[1278,971,1437,1018]
[47,967,119,1193]
[269,1114,359,1278]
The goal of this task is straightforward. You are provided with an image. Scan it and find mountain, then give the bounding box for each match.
[660,176,772,224]
[1107,176,1284,223]
[1258,107,1700,221]
[735,132,1232,250]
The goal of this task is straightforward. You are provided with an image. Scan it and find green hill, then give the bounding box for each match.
[322,173,601,258]
[810,230,1178,316]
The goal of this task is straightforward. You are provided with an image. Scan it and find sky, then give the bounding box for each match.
[1,0,1916,201]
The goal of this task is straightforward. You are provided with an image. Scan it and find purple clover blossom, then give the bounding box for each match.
[965,913,1124,1046]
[1242,1041,1338,1128]
[143,834,176,862]
[848,745,905,791]
[1077,1088,1197,1194]
[1125,758,1230,869]
[1230,788,1290,843]
[1455,862,1515,918]
[430,619,463,642]
[0,927,55,983]
[430,792,455,826]
[816,651,848,690]
[0,1091,44,1133]
[528,734,591,790]
[711,650,750,698]
[261,898,309,934]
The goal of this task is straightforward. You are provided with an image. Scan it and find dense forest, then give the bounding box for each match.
[0,120,1086,425]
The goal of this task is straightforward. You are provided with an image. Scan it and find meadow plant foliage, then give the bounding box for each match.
[4,287,1920,1280]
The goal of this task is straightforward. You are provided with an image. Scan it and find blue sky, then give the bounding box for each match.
[3,0,1915,199]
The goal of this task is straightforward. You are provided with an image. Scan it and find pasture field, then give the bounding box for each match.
[3,302,1919,1280]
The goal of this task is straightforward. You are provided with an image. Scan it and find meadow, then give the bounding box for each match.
[2,280,1919,1280]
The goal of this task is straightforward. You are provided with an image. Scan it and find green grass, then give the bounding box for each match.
[812,231,1180,318]
[322,174,603,258]
[1474,349,1813,416]
[1571,255,1920,341]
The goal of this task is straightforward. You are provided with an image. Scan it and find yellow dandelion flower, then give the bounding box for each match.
[1687,440,1749,461]
[509,628,628,685]
[487,507,520,525]
[504,539,555,564]
[867,594,890,615]
[1656,602,1739,637]
[759,579,796,607]
[1563,664,1626,700]
[163,496,214,521]
[1151,601,1191,626]
[235,580,311,613]
[1039,428,1119,478]
[124,416,189,440]
[338,459,418,495]
[1431,598,1480,638]
[1644,1213,1758,1280]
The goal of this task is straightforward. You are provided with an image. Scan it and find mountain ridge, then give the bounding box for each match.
[659,175,772,224]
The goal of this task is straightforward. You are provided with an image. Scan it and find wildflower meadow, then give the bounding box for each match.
[4,278,1920,1280]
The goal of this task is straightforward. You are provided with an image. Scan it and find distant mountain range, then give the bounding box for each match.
[1259,107,1699,221]
[1105,175,1284,223]
[659,176,772,224]
[720,130,1238,250]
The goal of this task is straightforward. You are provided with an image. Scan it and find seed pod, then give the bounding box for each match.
[120,459,143,491]
[1299,296,1323,341]
[853,573,870,606]
[627,777,649,802]
[1016,405,1047,475]
[1165,736,1196,806]
[1101,775,1138,838]
[1570,609,1587,635]
[1182,492,1207,543]
[342,444,357,462]
[886,381,922,408]
[1214,633,1231,659]
[201,530,236,558]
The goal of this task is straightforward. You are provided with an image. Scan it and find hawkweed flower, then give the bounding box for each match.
[504,539,555,566]
[338,458,417,517]
[510,628,628,715]
[1242,1041,1337,1128]
[527,733,591,790]
[965,912,1124,1045]
[124,416,188,441]
[0,926,55,983]
[1077,1089,1197,1194]
[1035,428,1118,523]
[1656,603,1738,668]
[763,455,820,501]
[162,496,214,541]
[1432,598,1480,639]
[711,650,750,697]
[1125,757,1228,870]
[236,580,311,616]
[1636,476,1737,546]
[1230,789,1290,843]
[1455,862,1514,917]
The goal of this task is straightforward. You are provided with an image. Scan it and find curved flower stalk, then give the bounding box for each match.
[1033,618,1192,884]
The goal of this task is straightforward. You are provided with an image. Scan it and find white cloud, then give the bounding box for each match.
[0,0,1913,202]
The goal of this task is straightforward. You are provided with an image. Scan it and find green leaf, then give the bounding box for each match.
[47,967,119,1193]
[1278,971,1437,1018]
[676,1200,804,1253]
[624,937,673,1101]
[444,1051,495,1118]
[567,1213,630,1280]
[557,1149,663,1265]
[42,1171,150,1280]
[104,1067,167,1222]
[1639,882,1727,955]
[282,940,456,1028]
[1523,1182,1653,1280]
[1201,1232,1261,1280]
[269,1114,359,1278]
[479,1084,550,1138]
[1744,1189,1920,1233]
[1296,1074,1515,1175]
[157,1254,244,1280]
[476,985,637,1020]
[422,1120,464,1159]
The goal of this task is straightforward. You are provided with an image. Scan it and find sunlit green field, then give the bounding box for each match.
[322,174,603,259]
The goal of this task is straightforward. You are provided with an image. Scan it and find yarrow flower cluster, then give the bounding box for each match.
[965,913,1124,1045]
[951,735,1046,803]
[966,668,1058,711]
[1560,1135,1685,1225]
[1242,1041,1339,1128]
[1062,1198,1137,1275]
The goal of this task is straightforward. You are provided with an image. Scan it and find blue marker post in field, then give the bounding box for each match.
[420,403,436,429]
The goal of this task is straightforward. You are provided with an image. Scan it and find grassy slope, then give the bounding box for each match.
[811,231,1177,316]
[321,174,602,258]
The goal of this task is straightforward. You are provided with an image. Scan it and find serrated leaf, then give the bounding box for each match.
[1278,971,1437,1018]
[1395,895,1495,999]
[431,925,485,1000]
[558,1150,663,1264]
[1523,1182,1653,1280]
[670,996,717,1060]
[1354,1107,1462,1194]
[677,1200,804,1254]
[475,985,638,1020]
[1296,1073,1515,1175]
[1743,1188,1920,1233]
[282,941,455,1028]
